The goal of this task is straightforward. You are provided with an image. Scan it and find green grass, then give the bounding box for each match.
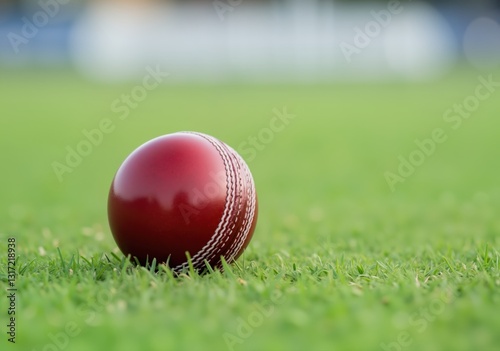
[1,69,499,351]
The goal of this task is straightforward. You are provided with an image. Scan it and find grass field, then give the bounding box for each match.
[1,69,499,351]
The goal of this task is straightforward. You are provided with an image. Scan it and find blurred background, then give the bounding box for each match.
[0,0,499,82]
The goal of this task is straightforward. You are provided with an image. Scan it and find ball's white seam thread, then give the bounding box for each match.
[226,149,256,262]
[226,163,251,261]
[189,134,236,267]
[200,140,256,267]
[171,132,256,272]
[172,132,235,272]
[174,133,233,270]
[223,149,251,262]
[203,144,245,265]
[171,134,231,271]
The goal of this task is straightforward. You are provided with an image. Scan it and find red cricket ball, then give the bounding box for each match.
[107,132,258,273]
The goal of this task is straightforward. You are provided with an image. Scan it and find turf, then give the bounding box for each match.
[0,69,499,351]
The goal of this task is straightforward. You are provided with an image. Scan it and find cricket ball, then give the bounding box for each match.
[107,132,258,273]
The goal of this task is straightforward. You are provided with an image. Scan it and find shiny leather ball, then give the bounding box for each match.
[108,132,258,273]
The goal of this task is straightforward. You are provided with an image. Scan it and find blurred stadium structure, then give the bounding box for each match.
[0,0,499,82]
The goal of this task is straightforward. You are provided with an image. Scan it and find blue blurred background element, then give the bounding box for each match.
[0,0,499,82]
